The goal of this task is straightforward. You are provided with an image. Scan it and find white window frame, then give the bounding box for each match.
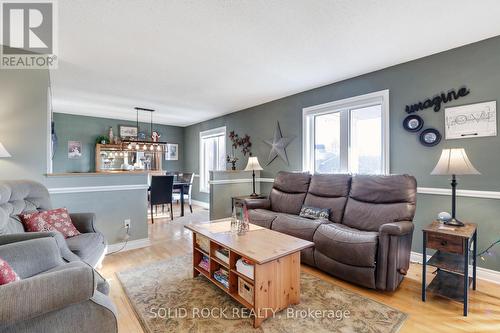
[199,126,226,193]
[302,89,390,175]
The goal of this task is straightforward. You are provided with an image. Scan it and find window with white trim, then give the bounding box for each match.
[199,126,226,193]
[303,90,389,175]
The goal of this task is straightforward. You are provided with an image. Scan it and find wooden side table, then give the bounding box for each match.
[422,221,477,316]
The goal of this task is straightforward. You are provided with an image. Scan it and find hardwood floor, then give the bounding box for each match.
[99,205,500,333]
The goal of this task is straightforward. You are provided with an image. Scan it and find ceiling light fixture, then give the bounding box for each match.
[122,107,167,152]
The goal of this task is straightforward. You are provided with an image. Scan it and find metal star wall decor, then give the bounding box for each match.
[264,122,294,165]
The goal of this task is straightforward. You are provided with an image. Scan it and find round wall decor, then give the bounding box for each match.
[419,128,441,147]
[403,115,424,132]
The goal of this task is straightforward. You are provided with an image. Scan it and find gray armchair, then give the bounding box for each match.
[0,180,107,268]
[0,237,117,333]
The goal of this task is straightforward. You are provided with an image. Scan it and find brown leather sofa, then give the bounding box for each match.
[244,171,417,291]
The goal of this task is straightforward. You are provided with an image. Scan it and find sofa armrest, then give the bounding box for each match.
[0,261,95,325]
[70,213,97,233]
[0,238,65,278]
[379,221,414,236]
[0,232,81,263]
[243,198,271,210]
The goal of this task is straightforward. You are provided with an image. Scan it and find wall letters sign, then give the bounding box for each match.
[405,87,470,114]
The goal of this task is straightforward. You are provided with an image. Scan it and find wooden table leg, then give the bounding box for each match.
[180,185,185,217]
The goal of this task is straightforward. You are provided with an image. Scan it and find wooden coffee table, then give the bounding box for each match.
[184,220,314,328]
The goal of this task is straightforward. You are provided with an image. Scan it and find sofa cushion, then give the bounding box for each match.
[65,232,105,263]
[269,172,311,215]
[303,174,351,223]
[271,213,327,242]
[248,209,278,229]
[19,208,81,239]
[313,223,378,267]
[342,175,417,231]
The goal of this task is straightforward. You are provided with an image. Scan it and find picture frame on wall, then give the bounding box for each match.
[119,125,138,139]
[445,101,497,139]
[68,141,82,159]
[165,143,179,160]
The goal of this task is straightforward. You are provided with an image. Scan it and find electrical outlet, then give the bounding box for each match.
[124,219,131,229]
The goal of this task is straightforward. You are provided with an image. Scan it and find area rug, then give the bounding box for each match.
[117,255,407,333]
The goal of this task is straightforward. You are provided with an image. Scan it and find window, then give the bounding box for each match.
[199,126,226,193]
[303,90,389,175]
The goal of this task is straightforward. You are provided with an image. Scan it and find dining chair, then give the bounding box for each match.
[173,172,194,213]
[149,175,174,223]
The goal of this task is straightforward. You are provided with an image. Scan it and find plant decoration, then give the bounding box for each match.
[95,135,109,145]
[226,131,252,170]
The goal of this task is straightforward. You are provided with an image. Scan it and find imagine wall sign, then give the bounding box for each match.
[405,86,470,114]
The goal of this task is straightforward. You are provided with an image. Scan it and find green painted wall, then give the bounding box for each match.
[53,113,184,173]
[184,35,500,271]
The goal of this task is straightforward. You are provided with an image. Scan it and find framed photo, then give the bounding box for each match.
[119,125,138,138]
[68,141,82,159]
[165,143,178,160]
[445,101,497,139]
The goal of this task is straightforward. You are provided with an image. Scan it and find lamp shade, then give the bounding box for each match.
[431,148,480,175]
[244,156,263,171]
[0,142,11,158]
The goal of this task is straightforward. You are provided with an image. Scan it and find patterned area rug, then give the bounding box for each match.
[117,255,407,333]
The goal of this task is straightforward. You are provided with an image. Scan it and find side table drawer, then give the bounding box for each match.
[426,232,464,254]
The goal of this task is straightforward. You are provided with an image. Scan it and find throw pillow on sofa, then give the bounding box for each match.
[299,205,331,220]
[0,258,20,285]
[19,208,81,239]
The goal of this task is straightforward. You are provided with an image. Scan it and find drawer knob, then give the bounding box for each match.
[441,240,448,246]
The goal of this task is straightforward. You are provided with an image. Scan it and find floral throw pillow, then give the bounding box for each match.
[299,205,331,220]
[19,208,80,239]
[0,258,20,285]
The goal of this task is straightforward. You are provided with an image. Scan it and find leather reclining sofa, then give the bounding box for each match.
[244,171,417,291]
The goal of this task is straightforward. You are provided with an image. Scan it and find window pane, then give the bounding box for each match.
[200,132,226,192]
[350,105,382,174]
[314,112,341,173]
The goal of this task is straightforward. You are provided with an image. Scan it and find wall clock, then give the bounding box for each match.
[419,128,441,147]
[403,115,424,132]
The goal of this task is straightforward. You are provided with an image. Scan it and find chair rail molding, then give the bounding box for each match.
[417,187,500,200]
[48,184,149,194]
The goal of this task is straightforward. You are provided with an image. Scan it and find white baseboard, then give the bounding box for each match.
[410,251,500,285]
[192,199,209,209]
[106,238,151,254]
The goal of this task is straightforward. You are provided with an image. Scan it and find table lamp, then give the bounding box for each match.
[244,156,263,197]
[0,142,11,158]
[431,148,480,226]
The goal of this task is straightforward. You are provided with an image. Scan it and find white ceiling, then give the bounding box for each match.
[51,0,500,127]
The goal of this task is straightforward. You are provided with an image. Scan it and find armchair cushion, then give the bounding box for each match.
[19,208,80,238]
[0,261,95,325]
[0,258,20,285]
[65,232,105,267]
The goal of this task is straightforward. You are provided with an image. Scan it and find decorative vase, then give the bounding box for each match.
[108,127,114,144]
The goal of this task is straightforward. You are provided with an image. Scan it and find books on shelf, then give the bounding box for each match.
[215,248,229,264]
[213,267,229,288]
[199,254,209,271]
[236,258,254,280]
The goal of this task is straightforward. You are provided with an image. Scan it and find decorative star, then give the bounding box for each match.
[264,122,294,165]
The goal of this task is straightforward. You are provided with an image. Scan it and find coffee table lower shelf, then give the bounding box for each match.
[191,232,302,328]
